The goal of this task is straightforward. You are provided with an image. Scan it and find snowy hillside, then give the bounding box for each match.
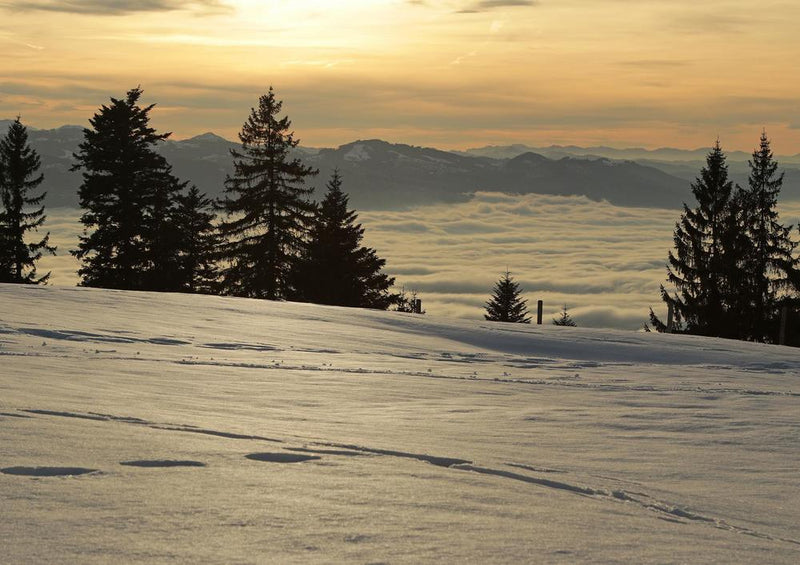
[1,284,799,563]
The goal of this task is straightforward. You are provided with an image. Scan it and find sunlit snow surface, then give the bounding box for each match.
[1,284,799,563]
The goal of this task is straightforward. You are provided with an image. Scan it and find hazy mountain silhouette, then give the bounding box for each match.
[463,143,800,165]
[8,121,799,210]
[463,143,800,202]
[267,139,689,208]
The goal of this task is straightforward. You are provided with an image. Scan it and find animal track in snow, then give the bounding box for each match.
[17,406,800,547]
[120,460,206,468]
[200,342,278,352]
[286,447,366,457]
[20,408,283,443]
[173,358,800,398]
[314,442,470,468]
[16,327,191,346]
[454,464,800,547]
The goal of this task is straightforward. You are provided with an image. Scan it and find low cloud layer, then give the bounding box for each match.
[38,194,800,331]
[357,193,678,329]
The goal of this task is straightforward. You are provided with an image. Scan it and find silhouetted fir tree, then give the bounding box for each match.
[394,287,425,314]
[216,87,317,299]
[484,271,530,323]
[174,186,218,293]
[646,305,685,333]
[293,171,397,309]
[718,185,754,338]
[739,131,798,342]
[143,175,186,292]
[552,304,576,326]
[0,209,9,278]
[0,118,55,284]
[650,141,735,336]
[72,87,185,290]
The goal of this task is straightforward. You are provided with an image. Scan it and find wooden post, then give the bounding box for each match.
[779,305,788,345]
[537,300,543,325]
[667,302,674,333]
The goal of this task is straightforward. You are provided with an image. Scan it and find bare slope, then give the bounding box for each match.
[1,284,799,563]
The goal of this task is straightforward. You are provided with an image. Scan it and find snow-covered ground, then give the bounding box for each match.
[1,283,799,563]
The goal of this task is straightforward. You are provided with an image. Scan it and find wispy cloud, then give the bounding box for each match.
[0,0,231,16]
[617,59,691,68]
[408,0,537,13]
[0,34,45,50]
[665,11,749,35]
[473,0,537,8]
[457,1,538,13]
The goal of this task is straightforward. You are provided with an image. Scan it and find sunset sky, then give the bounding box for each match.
[1,0,799,151]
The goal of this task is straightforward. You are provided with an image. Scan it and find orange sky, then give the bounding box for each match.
[1,0,799,152]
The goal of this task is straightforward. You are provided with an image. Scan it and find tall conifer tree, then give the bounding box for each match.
[0,118,55,284]
[72,87,185,290]
[484,271,531,323]
[293,171,396,309]
[739,131,797,341]
[651,141,735,336]
[217,87,317,299]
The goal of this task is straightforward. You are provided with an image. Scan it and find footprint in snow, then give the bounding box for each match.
[1,466,97,477]
[245,452,321,463]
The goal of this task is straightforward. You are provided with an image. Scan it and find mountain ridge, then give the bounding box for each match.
[5,120,800,210]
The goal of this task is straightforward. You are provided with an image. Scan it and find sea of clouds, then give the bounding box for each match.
[38,193,800,331]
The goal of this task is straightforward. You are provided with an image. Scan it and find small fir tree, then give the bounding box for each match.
[484,271,530,323]
[394,287,425,314]
[293,171,396,309]
[216,87,317,299]
[72,87,185,290]
[0,118,55,284]
[552,304,576,326]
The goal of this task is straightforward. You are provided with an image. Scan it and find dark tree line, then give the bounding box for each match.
[650,133,799,343]
[68,86,397,309]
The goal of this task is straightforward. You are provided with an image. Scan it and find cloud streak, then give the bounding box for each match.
[409,0,537,12]
[0,0,230,15]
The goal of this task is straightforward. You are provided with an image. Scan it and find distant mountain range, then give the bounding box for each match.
[461,143,800,164]
[462,143,800,200]
[4,120,800,210]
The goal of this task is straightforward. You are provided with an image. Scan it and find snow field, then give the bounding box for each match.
[1,284,799,563]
